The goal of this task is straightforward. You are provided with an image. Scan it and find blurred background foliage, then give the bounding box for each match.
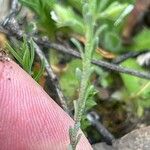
[18,0,150,143]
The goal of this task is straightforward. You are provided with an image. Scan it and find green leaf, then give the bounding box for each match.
[75,68,82,82]
[95,24,108,38]
[7,37,45,82]
[81,115,91,130]
[53,4,84,35]
[121,59,148,95]
[121,59,150,116]
[33,59,45,82]
[98,2,128,21]
[114,4,133,26]
[128,29,150,51]
[104,31,121,51]
[19,0,56,36]
[29,39,35,72]
[97,0,109,12]
[84,85,97,111]
[67,0,82,12]
[70,38,84,58]
[22,37,31,73]
[59,59,82,100]
[6,43,23,64]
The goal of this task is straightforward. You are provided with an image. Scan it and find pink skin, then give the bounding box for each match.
[0,60,92,150]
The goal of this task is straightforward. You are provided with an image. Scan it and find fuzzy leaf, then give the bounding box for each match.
[53,4,84,35]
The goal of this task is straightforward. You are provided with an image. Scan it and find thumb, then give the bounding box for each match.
[0,58,92,150]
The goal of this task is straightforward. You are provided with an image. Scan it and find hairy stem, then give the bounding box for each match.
[69,1,96,149]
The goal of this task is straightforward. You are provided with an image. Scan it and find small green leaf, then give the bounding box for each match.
[67,0,82,12]
[97,0,109,12]
[22,44,30,73]
[19,0,56,36]
[104,31,121,51]
[29,39,35,72]
[121,59,148,95]
[33,59,45,82]
[98,2,128,21]
[75,67,82,82]
[6,43,23,64]
[95,24,108,38]
[54,4,84,34]
[128,29,150,51]
[59,59,82,100]
[114,4,133,26]
[84,85,97,111]
[70,38,84,58]
[7,37,45,82]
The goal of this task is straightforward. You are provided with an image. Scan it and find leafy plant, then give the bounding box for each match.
[59,59,82,100]
[19,0,56,36]
[68,0,103,149]
[128,29,150,51]
[81,85,97,131]
[121,59,150,117]
[53,4,84,35]
[7,37,45,82]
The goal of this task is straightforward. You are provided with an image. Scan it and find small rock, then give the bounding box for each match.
[113,126,150,150]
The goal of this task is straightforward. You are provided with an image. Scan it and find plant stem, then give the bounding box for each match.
[75,59,91,123]
[74,19,94,128]
[69,1,96,149]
